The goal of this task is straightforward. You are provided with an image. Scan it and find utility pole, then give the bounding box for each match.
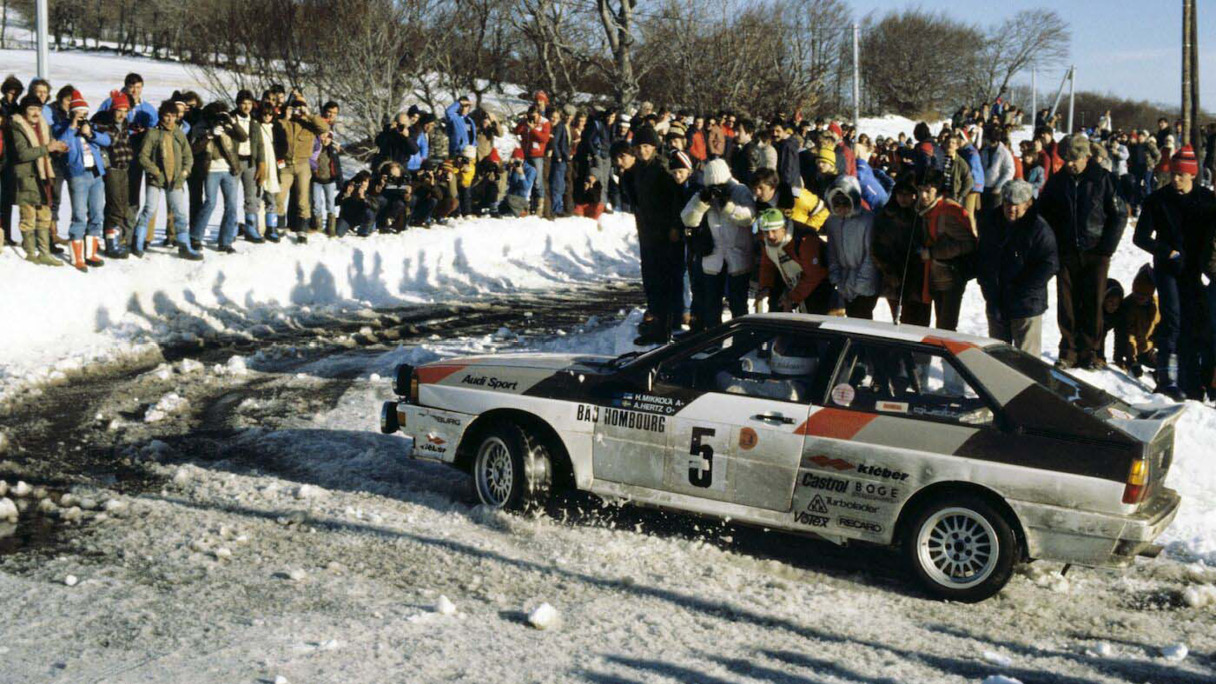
[1183,0,1194,147]
[852,23,860,130]
[1067,66,1076,134]
[35,0,49,79]
[1031,65,1037,129]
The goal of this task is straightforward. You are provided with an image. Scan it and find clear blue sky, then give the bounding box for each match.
[850,0,1214,107]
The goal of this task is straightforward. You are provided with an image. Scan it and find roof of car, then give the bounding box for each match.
[737,314,1000,352]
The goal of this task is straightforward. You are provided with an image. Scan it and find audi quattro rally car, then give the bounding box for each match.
[380,314,1181,601]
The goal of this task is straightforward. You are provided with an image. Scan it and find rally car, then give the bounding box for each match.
[380,314,1181,601]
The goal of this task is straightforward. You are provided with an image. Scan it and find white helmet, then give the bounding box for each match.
[770,336,816,377]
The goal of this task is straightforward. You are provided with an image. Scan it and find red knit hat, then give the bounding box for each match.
[511,147,525,160]
[534,90,549,104]
[69,89,88,112]
[828,122,844,139]
[108,90,130,111]
[1171,145,1199,176]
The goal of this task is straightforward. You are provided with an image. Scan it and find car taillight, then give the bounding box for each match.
[410,375,419,403]
[1122,456,1149,504]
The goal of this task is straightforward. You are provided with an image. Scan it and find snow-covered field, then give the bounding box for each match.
[0,48,1214,684]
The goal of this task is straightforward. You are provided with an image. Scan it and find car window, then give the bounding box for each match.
[658,329,835,404]
[986,345,1132,414]
[830,342,994,426]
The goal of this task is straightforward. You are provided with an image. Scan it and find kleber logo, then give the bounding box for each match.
[856,464,909,481]
[426,434,446,445]
[800,473,849,492]
[807,455,855,471]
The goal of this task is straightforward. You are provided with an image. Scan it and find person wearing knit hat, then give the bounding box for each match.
[9,95,69,266]
[1111,263,1159,378]
[627,121,686,345]
[976,178,1058,356]
[632,124,659,150]
[1132,142,1216,399]
[753,205,832,315]
[94,89,136,258]
[54,88,112,271]
[668,150,694,183]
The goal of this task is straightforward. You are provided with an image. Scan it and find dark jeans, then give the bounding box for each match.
[932,283,968,331]
[702,270,749,327]
[103,166,132,244]
[1057,251,1111,364]
[1153,257,1208,394]
[550,160,568,215]
[640,240,686,330]
[845,294,879,319]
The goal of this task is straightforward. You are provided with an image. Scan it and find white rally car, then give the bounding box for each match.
[380,314,1181,601]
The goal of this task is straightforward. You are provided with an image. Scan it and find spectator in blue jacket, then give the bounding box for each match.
[500,151,537,217]
[54,89,111,271]
[407,113,434,172]
[958,130,985,219]
[445,96,476,158]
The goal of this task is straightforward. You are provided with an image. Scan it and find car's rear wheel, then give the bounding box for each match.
[472,422,552,512]
[903,496,1017,602]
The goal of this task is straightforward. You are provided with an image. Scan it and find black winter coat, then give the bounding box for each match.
[374,125,419,169]
[1037,162,1127,256]
[628,156,681,246]
[977,208,1060,320]
[776,136,801,188]
[1134,184,1216,275]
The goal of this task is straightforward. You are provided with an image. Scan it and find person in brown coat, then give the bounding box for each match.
[1111,265,1160,377]
[274,97,329,242]
[914,167,978,331]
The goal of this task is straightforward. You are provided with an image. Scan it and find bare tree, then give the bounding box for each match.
[860,9,983,117]
[594,0,639,108]
[510,0,596,104]
[970,9,1070,102]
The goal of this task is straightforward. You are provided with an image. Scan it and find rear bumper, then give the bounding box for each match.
[1010,488,1181,567]
[382,401,475,465]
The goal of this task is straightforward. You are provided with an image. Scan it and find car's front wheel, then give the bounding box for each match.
[903,495,1017,602]
[471,422,552,512]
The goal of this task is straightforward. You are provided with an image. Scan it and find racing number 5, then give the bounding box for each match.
[688,427,715,488]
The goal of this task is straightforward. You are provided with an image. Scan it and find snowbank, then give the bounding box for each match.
[0,213,640,401]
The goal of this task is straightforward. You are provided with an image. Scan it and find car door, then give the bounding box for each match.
[653,326,840,512]
[791,339,999,539]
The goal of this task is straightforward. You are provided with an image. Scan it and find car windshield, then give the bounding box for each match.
[986,346,1133,414]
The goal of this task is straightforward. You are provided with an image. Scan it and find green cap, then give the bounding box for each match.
[753,207,786,234]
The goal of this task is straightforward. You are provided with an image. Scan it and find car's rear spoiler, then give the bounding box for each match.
[1109,403,1186,444]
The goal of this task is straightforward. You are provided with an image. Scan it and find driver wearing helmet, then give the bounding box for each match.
[714,334,819,402]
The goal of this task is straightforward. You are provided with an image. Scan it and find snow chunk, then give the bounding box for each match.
[0,497,17,523]
[527,602,559,630]
[982,651,1013,667]
[1182,584,1216,608]
[63,575,78,587]
[1160,643,1188,661]
[145,393,188,423]
[294,484,324,500]
[224,355,248,376]
[1084,642,1114,658]
[435,595,456,616]
[12,481,32,497]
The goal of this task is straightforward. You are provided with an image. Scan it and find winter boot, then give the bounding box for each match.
[70,239,88,272]
[325,215,337,237]
[131,223,147,258]
[104,230,123,258]
[308,215,320,233]
[21,231,38,263]
[34,229,63,266]
[177,243,203,261]
[1154,354,1184,401]
[243,213,264,243]
[49,223,65,254]
[85,236,105,268]
[265,213,281,243]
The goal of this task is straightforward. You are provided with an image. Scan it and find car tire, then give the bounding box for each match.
[471,421,552,512]
[903,495,1017,602]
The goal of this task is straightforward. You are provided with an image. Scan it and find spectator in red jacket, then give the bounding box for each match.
[516,105,551,215]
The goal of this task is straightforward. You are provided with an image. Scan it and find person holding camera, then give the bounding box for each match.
[10,94,69,266]
[273,98,329,243]
[189,102,248,253]
[311,130,344,236]
[681,157,757,327]
[336,171,375,237]
[499,149,537,218]
[517,105,551,217]
[374,112,420,170]
[373,161,411,231]
[53,90,112,271]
